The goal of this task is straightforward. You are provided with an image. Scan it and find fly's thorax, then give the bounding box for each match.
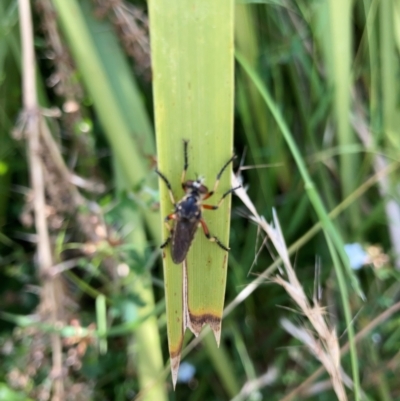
[176,194,202,221]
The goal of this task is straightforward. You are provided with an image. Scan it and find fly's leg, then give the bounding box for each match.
[155,169,176,206]
[181,139,189,189]
[199,218,230,252]
[156,164,178,249]
[202,185,241,210]
[203,154,237,201]
[160,213,176,248]
[160,237,171,248]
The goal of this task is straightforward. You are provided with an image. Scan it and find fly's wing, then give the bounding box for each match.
[171,218,198,264]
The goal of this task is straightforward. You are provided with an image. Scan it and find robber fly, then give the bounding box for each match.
[155,140,240,264]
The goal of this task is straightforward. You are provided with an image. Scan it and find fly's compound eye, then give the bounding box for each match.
[183,180,194,192]
[198,184,208,194]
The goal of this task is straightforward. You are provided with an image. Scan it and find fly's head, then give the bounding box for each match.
[182,177,208,198]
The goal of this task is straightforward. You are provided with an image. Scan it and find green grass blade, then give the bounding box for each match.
[203,332,241,397]
[312,0,359,230]
[149,0,235,386]
[327,0,359,230]
[115,162,167,401]
[96,294,107,354]
[380,0,399,150]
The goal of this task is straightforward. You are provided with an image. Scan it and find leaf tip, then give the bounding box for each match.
[211,323,222,346]
[170,354,181,390]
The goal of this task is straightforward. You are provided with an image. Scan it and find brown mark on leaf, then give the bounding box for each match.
[188,312,221,341]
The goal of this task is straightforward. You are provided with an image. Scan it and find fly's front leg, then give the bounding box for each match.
[181,139,189,189]
[199,218,230,252]
[155,169,176,206]
[202,185,241,210]
[160,213,176,248]
[202,154,237,201]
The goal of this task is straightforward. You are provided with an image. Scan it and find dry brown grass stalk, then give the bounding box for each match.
[281,300,400,401]
[18,0,64,399]
[231,174,347,401]
[92,0,151,79]
[17,2,121,399]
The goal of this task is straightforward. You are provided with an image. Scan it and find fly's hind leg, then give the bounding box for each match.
[160,213,176,249]
[160,232,172,249]
[199,218,230,252]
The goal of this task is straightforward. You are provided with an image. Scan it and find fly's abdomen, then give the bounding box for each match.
[171,218,198,264]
